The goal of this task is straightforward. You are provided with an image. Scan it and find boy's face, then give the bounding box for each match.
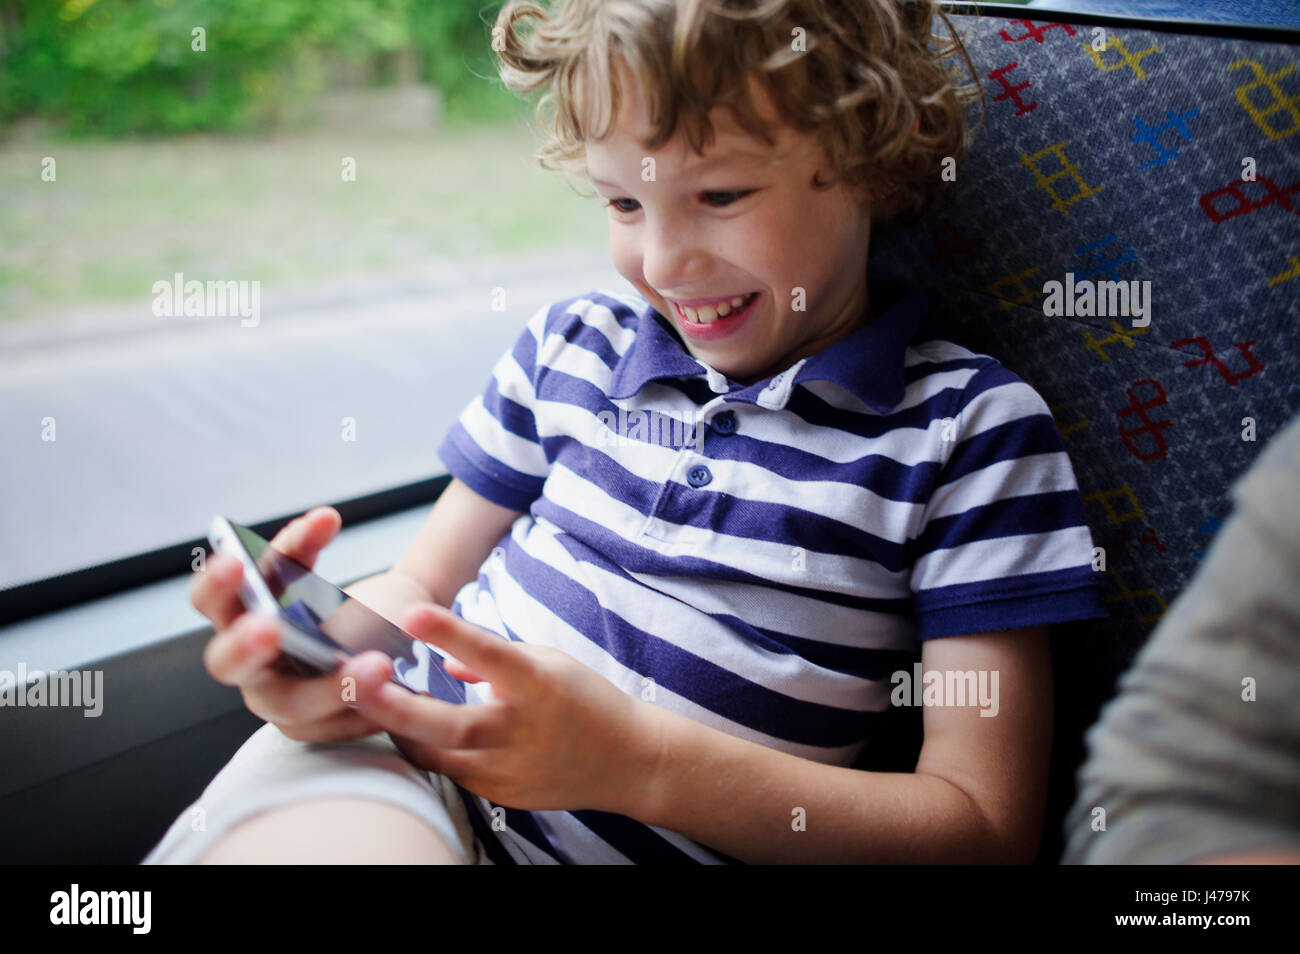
[585,68,875,387]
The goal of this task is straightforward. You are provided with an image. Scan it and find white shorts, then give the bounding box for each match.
[141,722,490,865]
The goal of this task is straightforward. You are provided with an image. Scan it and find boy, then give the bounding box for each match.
[146,0,1107,865]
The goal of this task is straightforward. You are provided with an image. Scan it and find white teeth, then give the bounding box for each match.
[680,294,752,324]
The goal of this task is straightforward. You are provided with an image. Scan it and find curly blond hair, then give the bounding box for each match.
[489,0,984,227]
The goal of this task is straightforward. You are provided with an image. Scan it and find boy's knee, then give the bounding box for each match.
[197,796,463,864]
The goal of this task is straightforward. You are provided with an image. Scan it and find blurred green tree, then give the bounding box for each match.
[0,0,522,136]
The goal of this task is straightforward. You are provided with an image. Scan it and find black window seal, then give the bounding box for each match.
[0,474,451,628]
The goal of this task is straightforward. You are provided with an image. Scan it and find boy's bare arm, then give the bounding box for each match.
[393,477,526,608]
[629,626,1053,863]
[343,478,524,620]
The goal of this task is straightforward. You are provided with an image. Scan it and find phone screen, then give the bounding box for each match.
[230,520,467,704]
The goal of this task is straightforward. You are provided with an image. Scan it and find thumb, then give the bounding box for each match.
[268,506,341,570]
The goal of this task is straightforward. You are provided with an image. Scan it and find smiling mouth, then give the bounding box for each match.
[672,291,759,325]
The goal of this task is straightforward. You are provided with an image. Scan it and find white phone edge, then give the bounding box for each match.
[207,514,341,673]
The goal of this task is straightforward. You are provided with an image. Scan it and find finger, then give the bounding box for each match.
[441,655,485,683]
[191,553,248,631]
[267,506,342,566]
[344,652,511,749]
[402,604,531,691]
[275,708,381,744]
[203,613,283,686]
[258,508,343,601]
[391,735,479,778]
[243,663,369,729]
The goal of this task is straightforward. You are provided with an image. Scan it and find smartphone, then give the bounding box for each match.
[207,515,466,704]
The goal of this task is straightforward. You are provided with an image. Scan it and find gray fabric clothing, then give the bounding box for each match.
[1062,414,1300,863]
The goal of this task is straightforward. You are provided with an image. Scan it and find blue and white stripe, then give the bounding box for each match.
[436,280,1107,864]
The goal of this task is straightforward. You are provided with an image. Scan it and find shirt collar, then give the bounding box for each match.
[607,278,928,414]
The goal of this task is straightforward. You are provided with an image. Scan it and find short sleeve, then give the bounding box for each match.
[437,303,554,512]
[908,362,1108,640]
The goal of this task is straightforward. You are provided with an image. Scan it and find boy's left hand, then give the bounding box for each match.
[340,602,658,816]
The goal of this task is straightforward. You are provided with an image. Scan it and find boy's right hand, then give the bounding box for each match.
[191,506,381,743]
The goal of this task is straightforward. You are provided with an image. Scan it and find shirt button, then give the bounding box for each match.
[712,411,737,435]
[687,465,713,487]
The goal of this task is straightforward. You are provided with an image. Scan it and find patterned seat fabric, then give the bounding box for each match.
[862,9,1300,861]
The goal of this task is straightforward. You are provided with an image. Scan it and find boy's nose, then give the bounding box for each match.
[641,225,708,298]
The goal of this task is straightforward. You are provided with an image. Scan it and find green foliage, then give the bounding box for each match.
[408,0,519,125]
[0,0,523,136]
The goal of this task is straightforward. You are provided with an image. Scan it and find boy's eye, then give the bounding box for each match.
[604,190,754,214]
[703,190,752,207]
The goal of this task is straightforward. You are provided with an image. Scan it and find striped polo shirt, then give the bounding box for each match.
[435,279,1108,864]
